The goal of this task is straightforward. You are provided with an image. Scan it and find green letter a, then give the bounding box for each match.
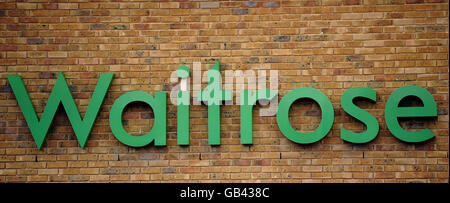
[7,72,114,149]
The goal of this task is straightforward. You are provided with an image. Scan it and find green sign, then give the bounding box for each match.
[7,61,438,149]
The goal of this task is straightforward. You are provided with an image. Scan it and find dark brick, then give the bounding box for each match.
[437,108,448,115]
[42,4,58,9]
[27,38,44,44]
[69,175,89,182]
[304,1,318,6]
[0,86,11,92]
[0,45,17,51]
[113,25,127,30]
[48,148,67,154]
[79,16,98,23]
[406,0,424,3]
[180,2,195,9]
[295,35,311,41]
[415,26,425,32]
[39,72,56,79]
[163,168,176,173]
[90,24,104,30]
[119,154,138,160]
[104,168,119,175]
[407,122,425,128]
[19,17,38,23]
[345,0,360,5]
[263,2,279,8]
[109,147,128,154]
[427,26,444,32]
[144,59,153,64]
[75,10,90,16]
[305,110,321,116]
[135,50,144,56]
[367,82,383,88]
[8,10,26,17]
[141,112,154,119]
[134,24,149,30]
[264,57,280,63]
[182,44,197,50]
[346,55,364,62]
[273,36,290,42]
[232,9,248,15]
[54,38,69,44]
[244,1,258,7]
[245,57,259,63]
[313,35,328,41]
[139,153,158,160]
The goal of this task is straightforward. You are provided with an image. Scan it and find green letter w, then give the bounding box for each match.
[7,72,114,149]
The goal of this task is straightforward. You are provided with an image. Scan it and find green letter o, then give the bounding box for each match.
[277,87,334,144]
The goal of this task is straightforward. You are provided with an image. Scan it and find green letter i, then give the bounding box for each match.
[176,65,191,145]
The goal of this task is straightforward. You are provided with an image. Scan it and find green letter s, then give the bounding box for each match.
[340,87,379,143]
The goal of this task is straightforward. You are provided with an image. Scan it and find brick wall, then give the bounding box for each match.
[0,0,448,183]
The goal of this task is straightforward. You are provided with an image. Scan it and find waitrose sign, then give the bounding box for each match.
[7,61,437,149]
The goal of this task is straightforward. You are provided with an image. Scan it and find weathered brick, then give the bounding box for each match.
[199,2,219,9]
